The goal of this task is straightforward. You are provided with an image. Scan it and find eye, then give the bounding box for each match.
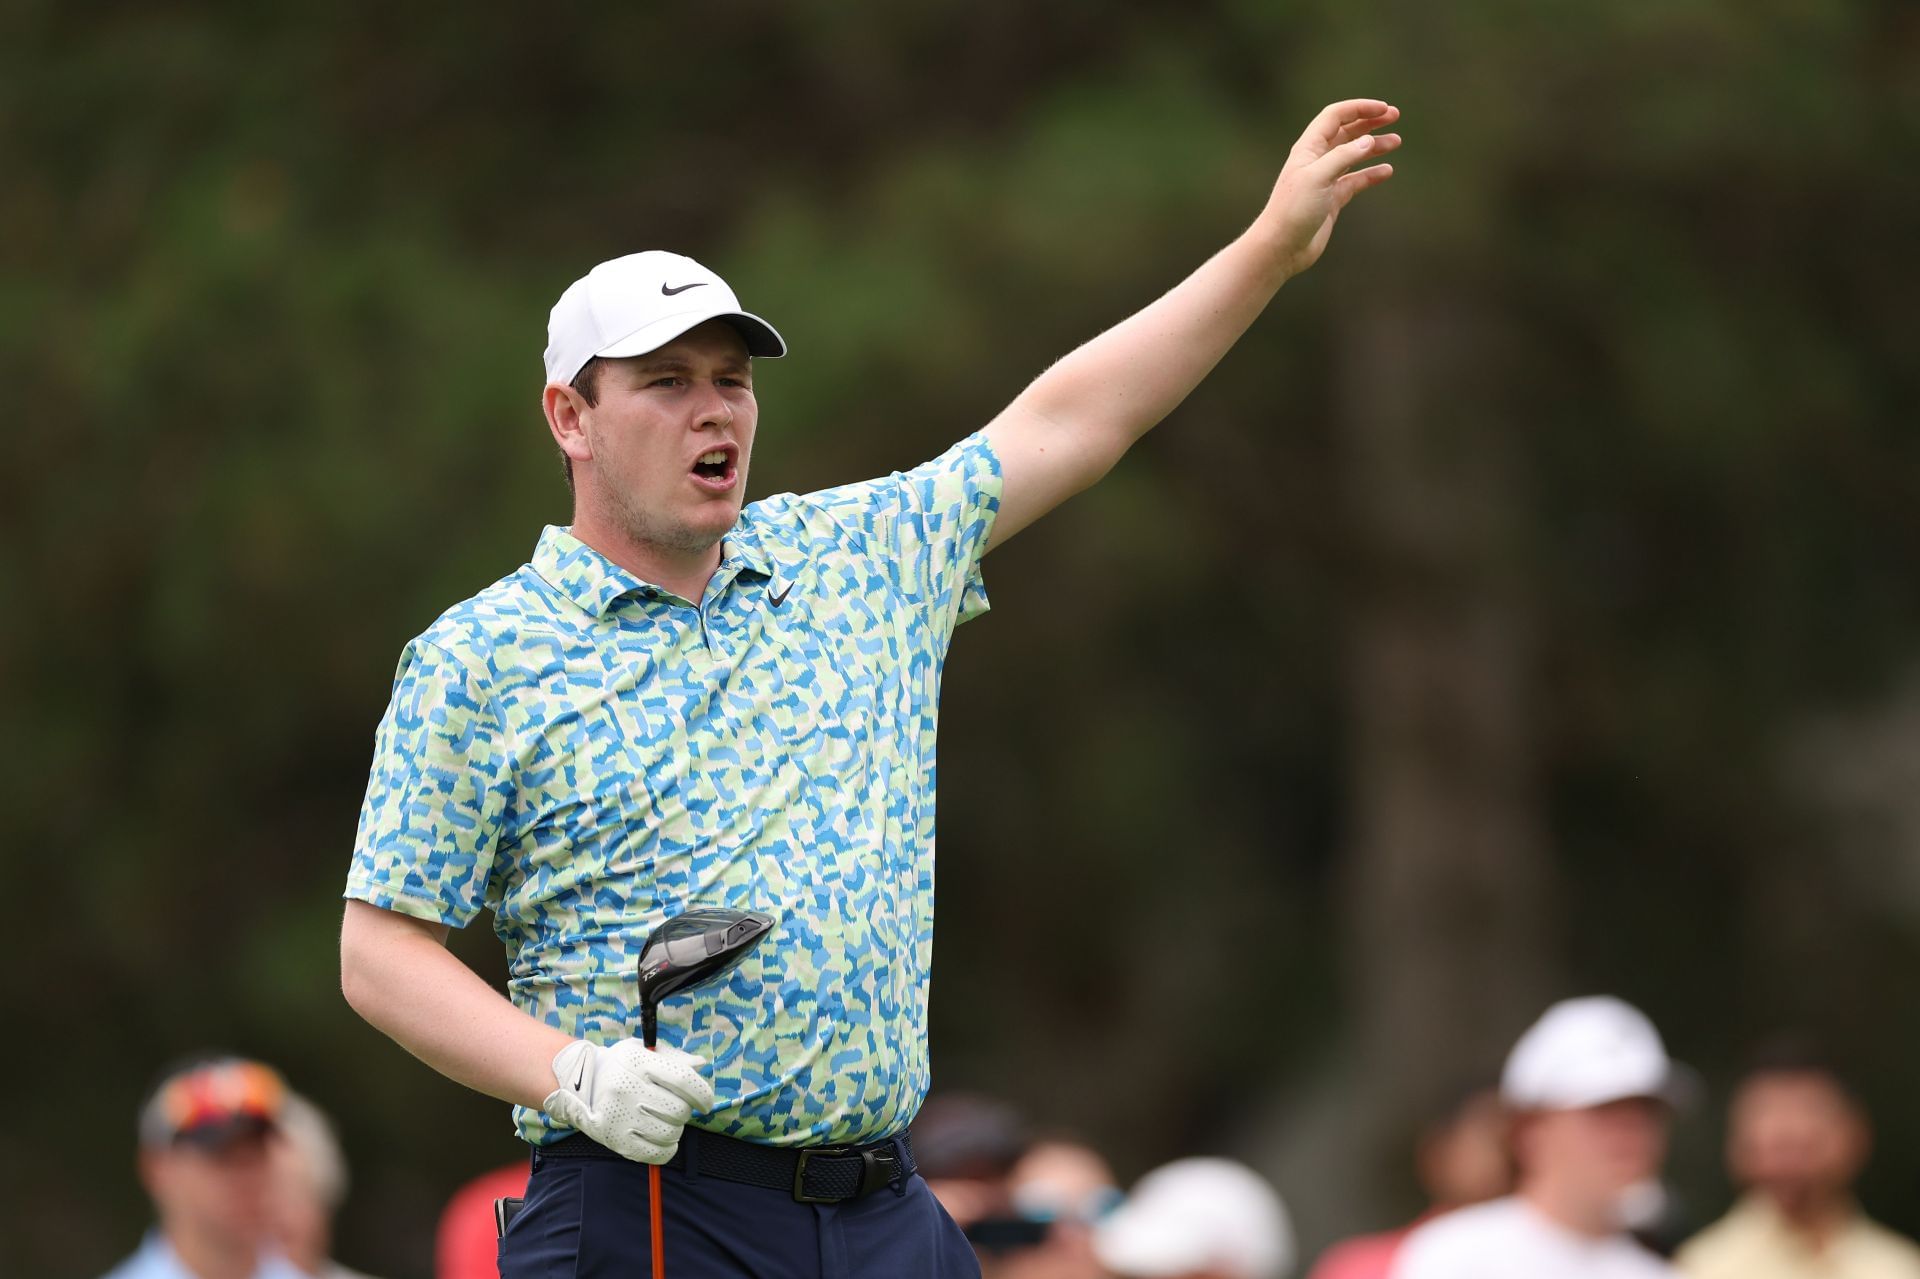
[718,376,751,389]
[650,376,684,388]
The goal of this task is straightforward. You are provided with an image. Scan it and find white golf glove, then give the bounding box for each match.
[542,1039,715,1164]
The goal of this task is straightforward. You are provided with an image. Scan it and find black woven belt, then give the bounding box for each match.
[537,1126,916,1204]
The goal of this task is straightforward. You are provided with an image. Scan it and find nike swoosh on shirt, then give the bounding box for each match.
[661,281,708,296]
[768,581,794,607]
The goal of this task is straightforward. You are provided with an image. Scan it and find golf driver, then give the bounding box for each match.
[636,906,776,1278]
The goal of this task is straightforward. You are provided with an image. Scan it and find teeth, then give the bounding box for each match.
[698,451,728,465]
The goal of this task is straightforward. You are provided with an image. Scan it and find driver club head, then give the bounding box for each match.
[636,908,776,1045]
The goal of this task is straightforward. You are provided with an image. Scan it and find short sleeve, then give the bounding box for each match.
[345,639,509,927]
[804,431,1002,638]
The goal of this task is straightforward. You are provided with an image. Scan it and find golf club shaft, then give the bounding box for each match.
[643,1023,666,1279]
[650,1163,665,1278]
[634,908,773,1278]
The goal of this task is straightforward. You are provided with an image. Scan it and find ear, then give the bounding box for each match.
[1843,1106,1873,1177]
[542,383,595,470]
[137,1146,165,1199]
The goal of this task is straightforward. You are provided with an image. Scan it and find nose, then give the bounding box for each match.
[692,382,734,431]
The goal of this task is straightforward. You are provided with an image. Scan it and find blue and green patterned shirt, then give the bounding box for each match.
[346,433,1001,1146]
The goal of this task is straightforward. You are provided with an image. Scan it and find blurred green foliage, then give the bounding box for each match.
[5,1,1919,1274]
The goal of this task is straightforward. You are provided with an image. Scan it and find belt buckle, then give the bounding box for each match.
[856,1143,899,1197]
[792,1147,840,1204]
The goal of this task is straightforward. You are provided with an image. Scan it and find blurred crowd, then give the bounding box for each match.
[105,1056,371,1279]
[110,997,1920,1279]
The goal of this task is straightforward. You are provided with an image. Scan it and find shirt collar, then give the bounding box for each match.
[1734,1193,1872,1252]
[721,510,773,581]
[532,524,771,619]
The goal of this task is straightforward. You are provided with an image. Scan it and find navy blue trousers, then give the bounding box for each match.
[496,1142,981,1278]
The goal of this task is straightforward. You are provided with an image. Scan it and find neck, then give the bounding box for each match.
[165,1223,259,1279]
[1766,1187,1853,1245]
[570,513,724,605]
[286,1226,330,1277]
[1522,1177,1622,1240]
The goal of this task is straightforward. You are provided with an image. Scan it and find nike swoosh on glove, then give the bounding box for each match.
[542,1039,716,1164]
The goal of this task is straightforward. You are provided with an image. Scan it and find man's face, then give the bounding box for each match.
[142,1130,276,1247]
[1419,1092,1514,1208]
[1525,1098,1669,1201]
[574,320,758,557]
[1728,1072,1867,1207]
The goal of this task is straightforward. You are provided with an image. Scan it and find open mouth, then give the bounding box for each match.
[690,445,739,491]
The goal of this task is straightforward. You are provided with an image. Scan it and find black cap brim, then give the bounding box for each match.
[173,1114,276,1151]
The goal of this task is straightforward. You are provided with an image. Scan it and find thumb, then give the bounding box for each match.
[542,1086,585,1127]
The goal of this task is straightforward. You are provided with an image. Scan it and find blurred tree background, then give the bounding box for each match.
[5,0,1919,1273]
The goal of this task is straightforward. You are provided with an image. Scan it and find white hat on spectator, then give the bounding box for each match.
[1502,995,1690,1112]
[1094,1157,1294,1279]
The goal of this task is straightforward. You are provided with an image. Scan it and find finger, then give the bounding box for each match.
[649,1059,717,1111]
[627,1105,689,1145]
[1331,111,1400,146]
[639,1097,694,1127]
[636,1087,695,1122]
[1310,132,1402,182]
[1300,99,1397,151]
[1332,163,1396,207]
[614,1131,676,1164]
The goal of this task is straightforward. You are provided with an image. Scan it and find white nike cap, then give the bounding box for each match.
[542,251,786,387]
[1502,996,1689,1112]
[1093,1158,1294,1279]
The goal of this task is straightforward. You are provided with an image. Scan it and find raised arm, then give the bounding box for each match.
[982,99,1400,551]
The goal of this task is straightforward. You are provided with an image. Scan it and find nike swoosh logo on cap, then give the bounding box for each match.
[661,281,708,296]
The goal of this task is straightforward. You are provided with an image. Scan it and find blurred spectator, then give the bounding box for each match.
[1676,1042,1920,1279]
[1392,997,1683,1278]
[434,1163,529,1279]
[917,1094,1122,1276]
[918,1092,1033,1225]
[267,1093,379,1279]
[1094,1157,1295,1279]
[1012,1139,1122,1224]
[1306,1086,1512,1279]
[999,1140,1123,1279]
[103,1055,306,1279]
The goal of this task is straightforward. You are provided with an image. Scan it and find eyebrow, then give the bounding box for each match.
[630,355,752,376]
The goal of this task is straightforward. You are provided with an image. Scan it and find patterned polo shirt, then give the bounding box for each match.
[346,433,1001,1147]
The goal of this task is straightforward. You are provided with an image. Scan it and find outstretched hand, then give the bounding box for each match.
[1257,99,1401,277]
[982,97,1403,552]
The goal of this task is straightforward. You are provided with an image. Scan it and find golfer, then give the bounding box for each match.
[339,99,1400,1278]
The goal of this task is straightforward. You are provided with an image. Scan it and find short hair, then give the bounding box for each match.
[911,1093,1031,1180]
[1739,1036,1861,1104]
[558,357,605,494]
[1419,1077,1504,1134]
